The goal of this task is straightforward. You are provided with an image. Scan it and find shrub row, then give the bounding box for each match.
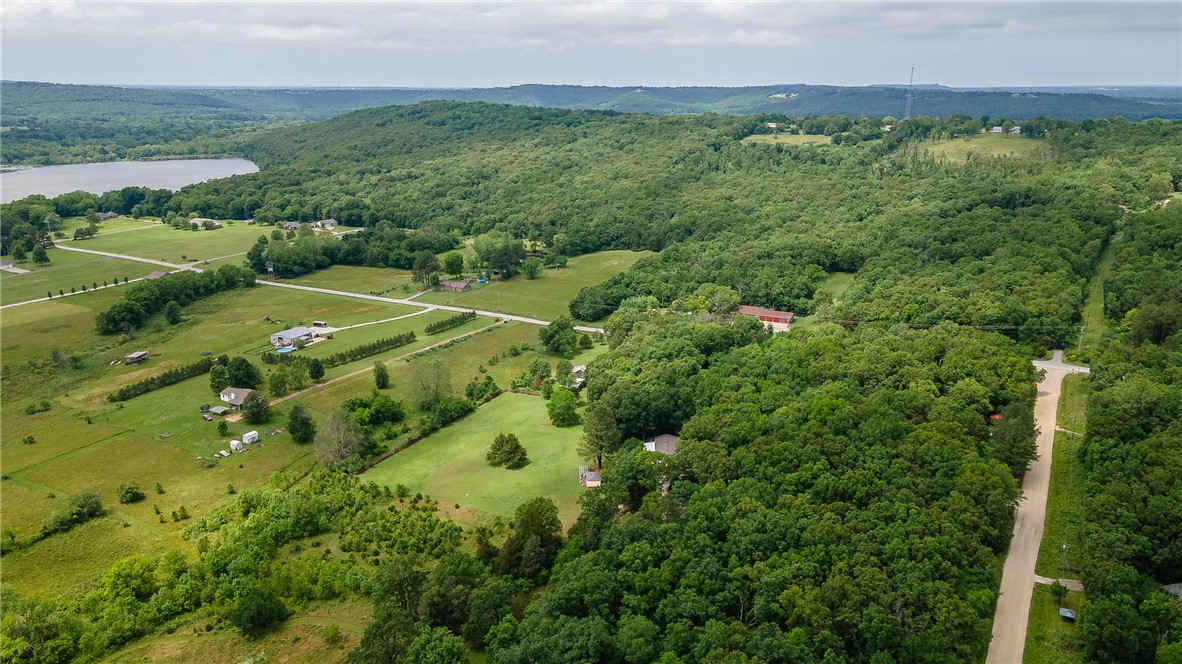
[261,332,416,369]
[108,357,216,402]
[424,311,477,335]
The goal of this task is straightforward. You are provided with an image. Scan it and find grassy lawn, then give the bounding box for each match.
[1074,236,1119,363]
[1024,584,1086,664]
[362,393,586,528]
[59,215,162,235]
[924,133,1045,162]
[285,265,418,296]
[785,271,856,330]
[76,223,269,263]
[1,248,158,304]
[1036,374,1089,579]
[741,134,832,146]
[413,250,650,321]
[0,514,178,601]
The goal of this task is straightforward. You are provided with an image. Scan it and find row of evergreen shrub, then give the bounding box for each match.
[260,332,416,369]
[107,357,216,402]
[424,311,477,335]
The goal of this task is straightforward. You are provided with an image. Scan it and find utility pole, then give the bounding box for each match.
[903,67,915,120]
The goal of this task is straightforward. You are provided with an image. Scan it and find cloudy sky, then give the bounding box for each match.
[2,1,1178,88]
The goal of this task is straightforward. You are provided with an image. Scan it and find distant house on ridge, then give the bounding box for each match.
[310,218,339,229]
[144,270,170,281]
[281,221,302,231]
[735,305,794,332]
[96,212,119,221]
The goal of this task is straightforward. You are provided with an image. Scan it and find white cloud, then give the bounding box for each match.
[1,1,1177,86]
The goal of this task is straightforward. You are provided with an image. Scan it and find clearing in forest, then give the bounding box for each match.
[414,249,651,321]
[363,393,586,528]
[740,133,833,146]
[924,133,1044,161]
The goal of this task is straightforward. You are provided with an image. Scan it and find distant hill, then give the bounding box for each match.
[6,80,1181,121]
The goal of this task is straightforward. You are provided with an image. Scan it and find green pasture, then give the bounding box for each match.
[363,393,586,528]
[924,133,1045,162]
[1024,583,1085,664]
[741,133,832,146]
[1,248,157,304]
[75,223,268,263]
[1074,235,1119,362]
[105,599,372,664]
[0,514,177,602]
[59,215,161,235]
[413,250,650,321]
[1036,374,1089,579]
[285,265,418,296]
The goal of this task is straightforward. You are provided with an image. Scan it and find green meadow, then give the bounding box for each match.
[1,247,157,305]
[924,133,1045,162]
[74,222,267,263]
[363,393,587,528]
[413,250,650,321]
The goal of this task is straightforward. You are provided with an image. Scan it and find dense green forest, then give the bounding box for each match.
[1075,203,1182,662]
[2,102,1181,662]
[3,80,1179,165]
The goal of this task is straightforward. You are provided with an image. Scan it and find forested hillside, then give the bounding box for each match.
[1075,203,1182,661]
[2,102,1180,663]
[4,80,1180,165]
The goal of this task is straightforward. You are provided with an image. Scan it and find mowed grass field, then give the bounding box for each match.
[741,133,833,146]
[59,215,162,235]
[414,250,650,321]
[777,270,855,331]
[1,247,157,305]
[1036,374,1089,579]
[75,223,267,263]
[1024,584,1086,664]
[924,133,1045,162]
[284,265,418,296]
[363,393,587,528]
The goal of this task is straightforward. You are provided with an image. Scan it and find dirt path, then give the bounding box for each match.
[987,350,1090,664]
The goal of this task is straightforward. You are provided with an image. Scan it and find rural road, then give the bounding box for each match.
[47,244,606,333]
[987,350,1090,664]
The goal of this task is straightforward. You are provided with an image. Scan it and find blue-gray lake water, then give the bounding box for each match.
[1,158,258,203]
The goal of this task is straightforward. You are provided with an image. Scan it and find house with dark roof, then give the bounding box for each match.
[281,221,303,231]
[144,270,170,281]
[310,218,339,229]
[123,350,150,365]
[96,212,119,221]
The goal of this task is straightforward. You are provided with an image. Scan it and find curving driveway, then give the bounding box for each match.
[987,350,1090,664]
[48,244,605,333]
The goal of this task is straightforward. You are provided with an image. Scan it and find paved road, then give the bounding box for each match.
[987,350,1090,664]
[48,244,605,333]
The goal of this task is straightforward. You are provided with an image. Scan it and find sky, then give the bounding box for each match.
[2,1,1179,89]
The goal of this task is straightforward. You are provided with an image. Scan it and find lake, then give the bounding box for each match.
[0,158,259,203]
